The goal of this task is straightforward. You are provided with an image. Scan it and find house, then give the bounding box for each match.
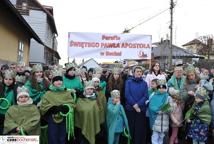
[11,0,60,65]
[152,39,204,69]
[183,38,214,59]
[0,0,43,65]
[78,58,101,69]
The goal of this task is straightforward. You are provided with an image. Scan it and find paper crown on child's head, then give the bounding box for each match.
[111,90,120,98]
[17,86,29,98]
[32,64,43,72]
[174,66,183,71]
[66,62,76,70]
[195,87,208,100]
[17,61,25,67]
[112,67,121,74]
[51,69,63,78]
[84,81,95,90]
[185,65,195,74]
[75,68,81,75]
[92,77,100,82]
[15,75,26,83]
[4,70,16,79]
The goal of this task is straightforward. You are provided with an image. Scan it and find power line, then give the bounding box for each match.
[123,8,169,33]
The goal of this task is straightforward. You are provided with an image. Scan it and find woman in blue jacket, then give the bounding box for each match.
[125,65,149,144]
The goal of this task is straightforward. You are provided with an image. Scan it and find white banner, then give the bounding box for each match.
[68,32,152,59]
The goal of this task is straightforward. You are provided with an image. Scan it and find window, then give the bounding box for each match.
[18,41,24,63]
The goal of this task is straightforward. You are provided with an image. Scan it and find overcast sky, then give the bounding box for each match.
[38,0,214,64]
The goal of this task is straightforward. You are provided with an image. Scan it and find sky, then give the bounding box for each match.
[38,0,214,65]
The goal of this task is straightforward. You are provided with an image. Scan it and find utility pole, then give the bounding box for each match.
[169,0,174,69]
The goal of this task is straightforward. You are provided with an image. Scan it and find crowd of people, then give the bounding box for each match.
[0,62,214,144]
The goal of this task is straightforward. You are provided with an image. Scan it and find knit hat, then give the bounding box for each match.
[17,86,33,105]
[111,90,120,98]
[84,81,95,90]
[32,64,43,73]
[4,70,16,79]
[195,87,208,100]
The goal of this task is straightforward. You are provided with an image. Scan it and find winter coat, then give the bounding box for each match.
[125,77,148,112]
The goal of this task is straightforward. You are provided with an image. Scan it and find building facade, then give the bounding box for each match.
[11,0,60,65]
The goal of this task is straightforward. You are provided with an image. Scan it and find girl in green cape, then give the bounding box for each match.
[0,69,16,134]
[107,90,130,144]
[4,86,40,135]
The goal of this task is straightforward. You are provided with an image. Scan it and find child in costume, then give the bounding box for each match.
[25,64,50,105]
[0,70,16,134]
[107,90,130,144]
[149,83,172,144]
[40,69,76,144]
[3,86,40,135]
[75,80,105,144]
[185,87,211,144]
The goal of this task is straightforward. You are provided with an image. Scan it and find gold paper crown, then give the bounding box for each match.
[15,75,26,83]
[4,70,16,78]
[185,65,195,74]
[195,87,208,99]
[112,67,121,74]
[84,81,95,89]
[32,64,43,72]
[157,79,166,86]
[51,69,63,78]
[111,90,120,98]
[66,62,76,70]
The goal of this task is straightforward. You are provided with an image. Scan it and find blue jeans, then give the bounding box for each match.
[151,131,165,144]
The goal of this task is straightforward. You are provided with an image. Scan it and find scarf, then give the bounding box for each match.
[49,84,66,92]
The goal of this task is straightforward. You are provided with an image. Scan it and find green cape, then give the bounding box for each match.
[63,76,83,91]
[4,104,40,135]
[75,95,105,144]
[40,90,75,116]
[185,100,211,125]
[0,86,15,115]
[25,80,47,104]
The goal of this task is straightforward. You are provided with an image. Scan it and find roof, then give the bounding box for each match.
[34,0,58,35]
[153,40,204,58]
[79,58,100,68]
[182,39,206,47]
[3,0,43,45]
[45,45,61,59]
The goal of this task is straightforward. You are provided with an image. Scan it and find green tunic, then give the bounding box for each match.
[75,94,106,144]
[4,104,40,135]
[25,80,47,104]
[63,76,83,91]
[0,87,15,115]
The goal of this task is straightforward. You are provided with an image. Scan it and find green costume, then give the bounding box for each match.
[75,93,106,144]
[40,85,76,140]
[63,76,83,91]
[0,86,15,115]
[99,81,107,94]
[25,80,47,104]
[4,104,40,135]
[185,100,211,125]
